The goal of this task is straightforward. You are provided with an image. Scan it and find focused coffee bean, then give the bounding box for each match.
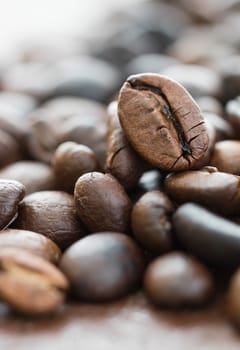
[118,73,209,171]
[173,203,240,266]
[210,140,240,175]
[60,232,144,301]
[0,129,21,168]
[165,166,240,215]
[105,101,146,189]
[0,248,68,315]
[131,191,174,253]
[0,229,61,264]
[74,172,132,233]
[226,96,240,137]
[144,252,214,307]
[0,161,55,195]
[53,142,100,193]
[0,180,25,229]
[14,191,85,249]
[227,268,240,328]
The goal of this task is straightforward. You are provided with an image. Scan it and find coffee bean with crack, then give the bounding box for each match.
[0,248,68,315]
[118,73,209,171]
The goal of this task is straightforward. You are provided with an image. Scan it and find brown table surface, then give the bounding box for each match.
[0,292,240,350]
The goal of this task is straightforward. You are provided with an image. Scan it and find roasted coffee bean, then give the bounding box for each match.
[0,161,55,195]
[14,191,85,249]
[74,172,132,233]
[0,248,68,315]
[0,180,25,229]
[0,129,21,168]
[165,166,240,215]
[53,142,100,193]
[0,229,61,264]
[173,203,240,266]
[196,96,224,116]
[226,96,240,137]
[227,268,240,328]
[217,56,240,102]
[131,191,174,253]
[204,112,234,142]
[144,252,214,307]
[60,232,144,301]
[210,141,240,175]
[105,101,145,189]
[138,170,163,192]
[118,73,209,171]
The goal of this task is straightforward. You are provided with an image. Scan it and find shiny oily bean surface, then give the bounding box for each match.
[53,142,100,193]
[0,248,68,315]
[173,203,240,266]
[74,172,132,233]
[227,269,240,329]
[131,191,174,253]
[118,73,209,171]
[60,232,144,301]
[144,252,214,307]
[0,180,25,230]
[0,229,61,264]
[165,166,240,215]
[210,140,240,175]
[14,191,85,249]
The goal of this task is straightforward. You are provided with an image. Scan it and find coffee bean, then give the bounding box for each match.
[60,232,144,301]
[210,140,240,175]
[0,180,25,229]
[226,96,240,137]
[118,73,209,171]
[173,203,240,266]
[165,167,240,215]
[227,268,240,328]
[131,191,174,253]
[196,96,224,116]
[53,142,100,193]
[144,252,214,307]
[74,172,132,233]
[0,161,55,195]
[204,112,234,141]
[0,229,61,264]
[14,191,85,249]
[105,101,146,189]
[0,129,21,168]
[0,247,68,315]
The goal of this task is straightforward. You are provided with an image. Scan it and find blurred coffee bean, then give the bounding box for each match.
[0,247,68,315]
[0,92,36,115]
[105,101,146,189]
[173,203,240,266]
[14,191,85,250]
[165,167,240,216]
[74,172,132,233]
[210,141,240,174]
[138,170,163,192]
[0,229,61,264]
[204,112,234,141]
[0,180,25,230]
[53,142,100,193]
[28,97,108,166]
[217,56,240,102]
[226,96,240,136]
[161,64,222,98]
[131,191,174,253]
[196,96,223,116]
[0,129,21,168]
[0,161,55,195]
[227,268,240,328]
[144,252,214,307]
[60,232,144,301]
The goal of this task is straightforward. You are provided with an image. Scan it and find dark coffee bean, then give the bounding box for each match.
[165,167,240,215]
[227,268,240,328]
[210,141,240,175]
[0,180,25,229]
[105,101,146,189]
[14,191,85,249]
[0,129,21,168]
[144,252,214,307]
[60,232,144,301]
[74,172,132,233]
[173,203,240,266]
[0,161,55,195]
[0,229,61,264]
[118,73,209,171]
[217,56,240,102]
[226,96,240,137]
[131,191,174,254]
[204,112,234,142]
[53,142,100,193]
[0,247,68,315]
[138,170,163,192]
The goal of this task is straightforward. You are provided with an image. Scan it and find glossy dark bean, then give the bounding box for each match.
[14,191,85,249]
[131,191,174,253]
[173,203,240,266]
[60,232,144,301]
[118,73,209,171]
[144,252,214,307]
[74,172,132,233]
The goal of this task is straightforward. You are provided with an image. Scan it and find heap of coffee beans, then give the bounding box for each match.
[0,0,240,334]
